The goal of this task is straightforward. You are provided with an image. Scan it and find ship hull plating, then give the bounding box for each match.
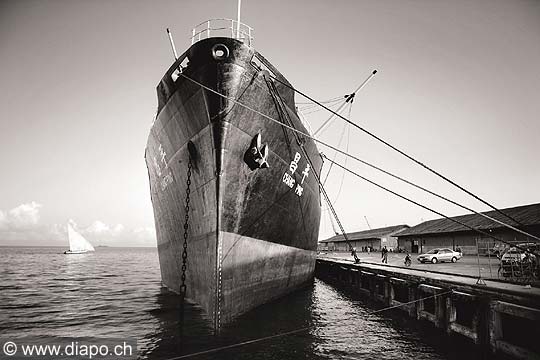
[146,38,322,329]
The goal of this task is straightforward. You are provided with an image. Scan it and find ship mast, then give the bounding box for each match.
[236,0,242,39]
[166,28,178,60]
[313,70,377,137]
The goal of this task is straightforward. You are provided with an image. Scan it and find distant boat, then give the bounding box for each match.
[64,223,95,254]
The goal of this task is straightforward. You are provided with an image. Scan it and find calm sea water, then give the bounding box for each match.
[0,247,482,359]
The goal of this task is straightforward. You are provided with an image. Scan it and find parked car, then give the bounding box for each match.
[417,248,462,264]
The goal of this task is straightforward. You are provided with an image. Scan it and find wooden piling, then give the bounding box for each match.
[446,290,480,343]
[315,258,540,360]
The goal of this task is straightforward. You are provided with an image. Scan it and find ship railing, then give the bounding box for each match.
[191,19,254,46]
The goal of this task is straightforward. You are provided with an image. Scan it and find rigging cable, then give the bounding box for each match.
[176,72,540,249]
[299,100,343,116]
[313,70,377,136]
[322,201,340,236]
[329,204,339,235]
[321,109,349,186]
[265,76,359,263]
[265,78,314,244]
[265,73,525,227]
[298,97,343,111]
[296,95,343,105]
[331,103,352,205]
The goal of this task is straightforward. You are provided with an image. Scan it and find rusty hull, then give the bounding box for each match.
[145,38,322,330]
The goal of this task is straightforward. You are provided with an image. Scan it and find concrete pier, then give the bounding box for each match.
[316,258,540,360]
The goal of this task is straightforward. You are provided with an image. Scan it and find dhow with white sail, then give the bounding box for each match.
[64,223,95,254]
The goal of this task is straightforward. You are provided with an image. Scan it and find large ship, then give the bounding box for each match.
[145,19,322,331]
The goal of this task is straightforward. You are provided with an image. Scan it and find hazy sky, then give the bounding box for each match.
[1,0,539,246]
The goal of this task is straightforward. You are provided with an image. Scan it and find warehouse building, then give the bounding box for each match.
[396,202,540,255]
[319,225,409,252]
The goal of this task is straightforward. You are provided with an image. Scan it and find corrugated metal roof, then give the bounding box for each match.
[398,202,540,237]
[320,225,409,243]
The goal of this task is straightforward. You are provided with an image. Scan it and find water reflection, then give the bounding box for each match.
[1,247,485,360]
[142,278,487,360]
[141,282,325,360]
[139,288,209,359]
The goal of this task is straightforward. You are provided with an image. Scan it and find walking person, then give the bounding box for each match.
[404,251,412,267]
[381,246,389,264]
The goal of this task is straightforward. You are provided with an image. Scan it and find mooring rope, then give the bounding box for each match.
[163,290,453,360]
[265,73,525,228]
[322,155,537,253]
[176,71,540,248]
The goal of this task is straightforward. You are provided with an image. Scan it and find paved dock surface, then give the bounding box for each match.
[319,252,540,297]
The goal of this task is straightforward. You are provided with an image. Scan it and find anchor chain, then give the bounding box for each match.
[178,152,193,341]
[180,155,192,297]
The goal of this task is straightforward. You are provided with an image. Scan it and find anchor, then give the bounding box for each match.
[244,133,269,170]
